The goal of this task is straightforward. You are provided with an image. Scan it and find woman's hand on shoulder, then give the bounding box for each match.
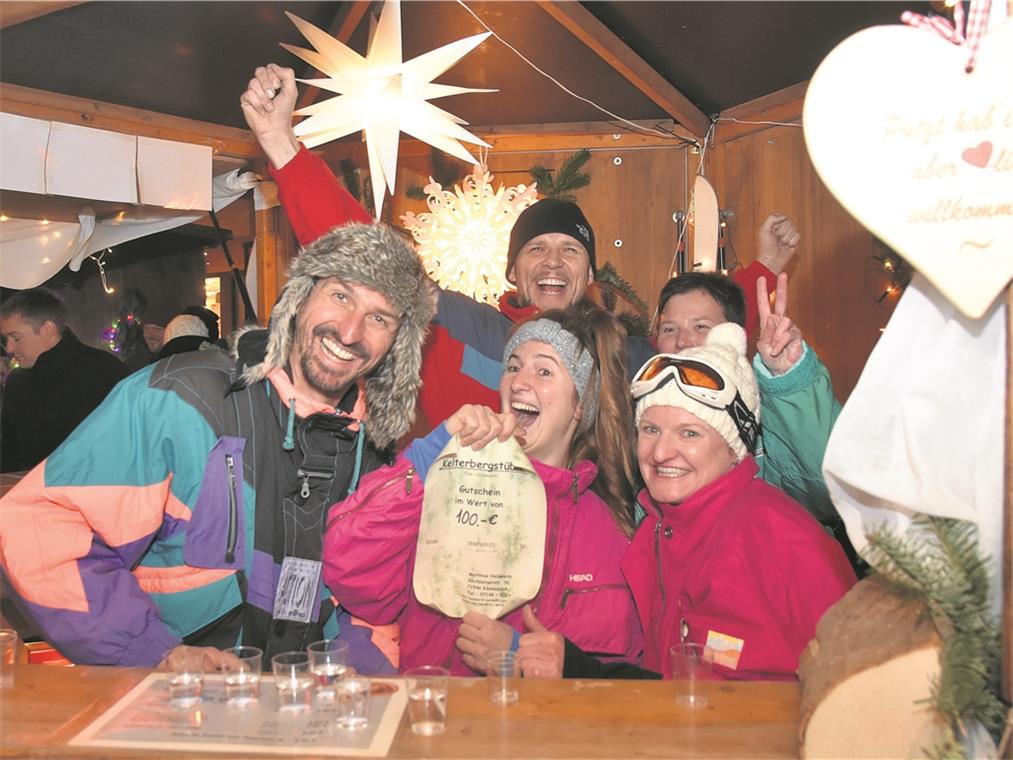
[445,405,521,450]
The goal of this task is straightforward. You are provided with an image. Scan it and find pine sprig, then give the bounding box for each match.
[529,149,591,201]
[863,515,1008,755]
[594,262,650,337]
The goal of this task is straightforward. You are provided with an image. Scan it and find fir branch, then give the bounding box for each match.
[529,166,555,194]
[863,514,1008,754]
[596,262,649,316]
[528,149,591,201]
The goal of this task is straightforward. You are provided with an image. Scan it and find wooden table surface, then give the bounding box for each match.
[0,664,801,758]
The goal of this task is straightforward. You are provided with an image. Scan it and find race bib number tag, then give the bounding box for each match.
[413,436,546,619]
[274,557,322,623]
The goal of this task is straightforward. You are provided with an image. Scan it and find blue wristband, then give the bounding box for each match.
[509,629,521,653]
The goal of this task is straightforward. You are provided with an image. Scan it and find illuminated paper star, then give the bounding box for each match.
[401,166,539,304]
[282,1,495,218]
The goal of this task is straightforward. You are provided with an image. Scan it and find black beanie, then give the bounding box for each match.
[506,198,596,279]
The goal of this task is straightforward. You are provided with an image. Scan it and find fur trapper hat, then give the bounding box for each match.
[240,223,437,449]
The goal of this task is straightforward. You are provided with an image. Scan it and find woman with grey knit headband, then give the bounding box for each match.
[322,304,644,677]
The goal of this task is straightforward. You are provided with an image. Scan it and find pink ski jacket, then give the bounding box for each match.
[323,451,641,675]
[622,457,855,680]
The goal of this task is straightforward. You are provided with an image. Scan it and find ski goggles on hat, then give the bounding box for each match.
[630,354,759,454]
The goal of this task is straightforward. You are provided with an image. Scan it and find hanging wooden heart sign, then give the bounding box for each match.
[803,20,1013,319]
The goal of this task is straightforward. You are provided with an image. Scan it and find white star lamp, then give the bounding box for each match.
[282,1,495,218]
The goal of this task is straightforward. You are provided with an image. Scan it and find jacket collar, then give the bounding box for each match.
[30,328,82,373]
[266,366,366,428]
[531,457,597,501]
[497,290,539,323]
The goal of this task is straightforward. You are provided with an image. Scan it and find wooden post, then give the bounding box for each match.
[254,207,280,326]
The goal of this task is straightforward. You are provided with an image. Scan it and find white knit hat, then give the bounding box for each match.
[633,322,760,461]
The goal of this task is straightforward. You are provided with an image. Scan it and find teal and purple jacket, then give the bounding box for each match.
[0,345,397,670]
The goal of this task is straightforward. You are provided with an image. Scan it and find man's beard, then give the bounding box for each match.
[297,324,371,401]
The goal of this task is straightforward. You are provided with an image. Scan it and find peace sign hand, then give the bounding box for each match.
[756,273,803,376]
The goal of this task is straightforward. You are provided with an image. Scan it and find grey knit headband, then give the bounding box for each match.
[503,319,599,426]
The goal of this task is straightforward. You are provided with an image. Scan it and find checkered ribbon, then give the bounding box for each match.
[901,0,992,72]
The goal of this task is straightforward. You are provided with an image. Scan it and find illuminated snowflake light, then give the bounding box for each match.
[401,167,539,305]
[282,0,495,218]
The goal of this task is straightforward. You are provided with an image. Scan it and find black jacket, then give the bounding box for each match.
[1,329,129,472]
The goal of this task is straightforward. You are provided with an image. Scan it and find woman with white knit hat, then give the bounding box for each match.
[516,322,856,680]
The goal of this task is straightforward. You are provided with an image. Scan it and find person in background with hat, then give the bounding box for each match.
[0,223,437,671]
[512,323,856,680]
[239,63,796,434]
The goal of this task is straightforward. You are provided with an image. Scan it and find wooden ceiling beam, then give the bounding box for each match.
[715,82,808,143]
[0,83,259,160]
[295,1,372,112]
[0,1,87,29]
[319,119,692,163]
[536,0,710,139]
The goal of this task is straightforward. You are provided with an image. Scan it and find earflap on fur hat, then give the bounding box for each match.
[240,223,437,449]
[632,323,759,461]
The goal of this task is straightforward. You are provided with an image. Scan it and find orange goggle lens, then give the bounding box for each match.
[634,356,724,392]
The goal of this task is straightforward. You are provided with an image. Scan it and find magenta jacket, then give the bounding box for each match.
[622,457,856,680]
[323,450,641,675]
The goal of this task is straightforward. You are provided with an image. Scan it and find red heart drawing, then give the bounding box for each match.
[961,141,992,168]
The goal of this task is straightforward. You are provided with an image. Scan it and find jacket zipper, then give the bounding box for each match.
[559,582,627,609]
[225,453,238,563]
[533,472,574,614]
[297,467,333,499]
[653,518,667,648]
[324,467,415,531]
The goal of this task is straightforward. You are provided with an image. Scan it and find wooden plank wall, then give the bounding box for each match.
[324,136,693,329]
[711,85,898,402]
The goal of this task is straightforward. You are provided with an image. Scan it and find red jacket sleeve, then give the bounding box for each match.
[269,145,372,246]
[732,260,776,350]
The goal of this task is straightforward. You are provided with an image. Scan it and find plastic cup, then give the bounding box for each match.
[272,651,313,712]
[0,629,18,688]
[336,675,371,730]
[406,665,449,736]
[166,647,205,708]
[308,638,350,703]
[487,650,518,706]
[222,645,262,706]
[670,642,712,708]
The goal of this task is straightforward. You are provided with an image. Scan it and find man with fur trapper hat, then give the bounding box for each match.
[0,223,437,672]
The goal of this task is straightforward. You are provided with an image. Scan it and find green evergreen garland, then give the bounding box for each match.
[529,148,591,201]
[595,262,650,337]
[863,514,1008,758]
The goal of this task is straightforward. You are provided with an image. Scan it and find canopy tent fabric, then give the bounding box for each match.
[1,170,260,290]
[823,273,1006,614]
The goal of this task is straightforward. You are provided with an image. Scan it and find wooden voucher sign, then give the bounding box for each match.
[803,19,1013,319]
[413,436,546,619]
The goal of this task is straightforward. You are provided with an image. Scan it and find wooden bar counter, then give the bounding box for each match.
[0,664,800,758]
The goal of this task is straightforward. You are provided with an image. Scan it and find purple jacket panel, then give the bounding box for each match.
[183,436,246,569]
